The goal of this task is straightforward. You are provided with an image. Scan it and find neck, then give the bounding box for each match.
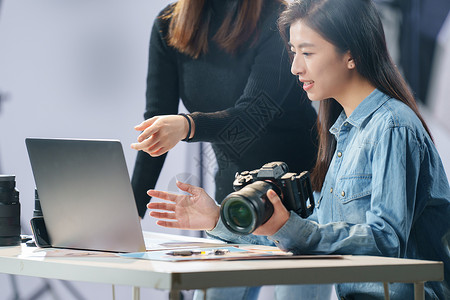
[335,74,376,117]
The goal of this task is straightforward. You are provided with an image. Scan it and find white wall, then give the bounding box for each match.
[0,1,206,299]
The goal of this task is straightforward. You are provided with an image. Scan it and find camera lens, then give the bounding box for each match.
[0,175,21,246]
[221,181,276,235]
[223,197,256,230]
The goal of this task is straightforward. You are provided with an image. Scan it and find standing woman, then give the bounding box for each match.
[146,0,450,299]
[131,1,317,221]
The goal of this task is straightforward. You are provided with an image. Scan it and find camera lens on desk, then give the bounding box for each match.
[0,175,21,246]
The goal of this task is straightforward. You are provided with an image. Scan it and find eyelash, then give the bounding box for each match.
[289,50,312,57]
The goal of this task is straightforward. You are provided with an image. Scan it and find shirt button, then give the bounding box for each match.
[274,240,280,244]
[344,122,348,126]
[337,152,342,157]
[330,188,333,193]
[341,191,345,197]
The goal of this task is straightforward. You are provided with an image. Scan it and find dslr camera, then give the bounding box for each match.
[220,162,314,235]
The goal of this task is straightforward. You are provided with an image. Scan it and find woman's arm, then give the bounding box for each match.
[133,5,309,154]
[269,126,423,256]
[131,10,180,217]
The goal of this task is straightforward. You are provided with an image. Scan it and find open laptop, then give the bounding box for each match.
[25,138,147,253]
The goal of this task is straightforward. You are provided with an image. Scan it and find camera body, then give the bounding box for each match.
[220,162,315,235]
[0,175,21,246]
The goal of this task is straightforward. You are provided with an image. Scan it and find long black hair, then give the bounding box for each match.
[278,0,432,191]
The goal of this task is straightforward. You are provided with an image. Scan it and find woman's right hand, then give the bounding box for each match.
[131,114,194,157]
[147,181,220,231]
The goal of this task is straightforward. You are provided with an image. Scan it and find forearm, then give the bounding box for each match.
[206,216,275,246]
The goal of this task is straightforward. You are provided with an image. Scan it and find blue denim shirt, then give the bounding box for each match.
[208,89,450,299]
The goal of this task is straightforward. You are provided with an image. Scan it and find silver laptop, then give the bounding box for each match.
[25,138,146,253]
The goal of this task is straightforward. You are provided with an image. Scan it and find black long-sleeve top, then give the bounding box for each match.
[132,0,318,218]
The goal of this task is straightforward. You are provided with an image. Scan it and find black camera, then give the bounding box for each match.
[0,175,21,246]
[220,162,314,235]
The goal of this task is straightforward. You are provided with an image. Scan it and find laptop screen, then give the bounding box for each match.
[26,138,146,253]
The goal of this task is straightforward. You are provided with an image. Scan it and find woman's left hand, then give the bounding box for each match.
[253,189,290,236]
[147,181,220,231]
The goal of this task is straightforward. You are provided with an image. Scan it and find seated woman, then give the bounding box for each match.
[146,0,450,299]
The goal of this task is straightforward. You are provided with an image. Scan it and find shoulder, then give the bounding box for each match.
[380,99,423,131]
[156,3,175,20]
[152,3,175,33]
[371,98,429,146]
[149,3,176,49]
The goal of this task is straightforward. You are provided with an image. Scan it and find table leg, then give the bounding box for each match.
[169,290,181,300]
[132,286,140,300]
[383,282,390,300]
[414,282,425,300]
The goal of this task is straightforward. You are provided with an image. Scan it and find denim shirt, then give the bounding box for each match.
[208,89,450,299]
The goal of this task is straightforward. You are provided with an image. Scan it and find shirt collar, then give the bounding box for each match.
[330,89,391,135]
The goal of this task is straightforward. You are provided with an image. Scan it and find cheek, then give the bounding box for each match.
[317,62,349,86]
[308,59,330,78]
[310,63,350,99]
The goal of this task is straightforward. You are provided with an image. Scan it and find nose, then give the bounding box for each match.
[291,54,305,76]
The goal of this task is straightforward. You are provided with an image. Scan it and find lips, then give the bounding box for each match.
[301,80,314,91]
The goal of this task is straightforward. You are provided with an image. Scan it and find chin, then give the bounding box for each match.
[306,93,321,102]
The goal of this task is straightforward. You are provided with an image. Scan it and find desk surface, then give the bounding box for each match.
[0,233,444,292]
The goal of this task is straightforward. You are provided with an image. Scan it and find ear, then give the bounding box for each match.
[346,53,355,70]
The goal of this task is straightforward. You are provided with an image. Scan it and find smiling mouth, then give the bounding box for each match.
[302,80,314,91]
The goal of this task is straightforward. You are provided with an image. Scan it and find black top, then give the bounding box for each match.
[132,0,318,218]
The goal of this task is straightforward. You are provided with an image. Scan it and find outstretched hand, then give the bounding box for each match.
[147,181,220,231]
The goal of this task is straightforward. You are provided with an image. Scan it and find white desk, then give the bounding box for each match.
[0,233,443,300]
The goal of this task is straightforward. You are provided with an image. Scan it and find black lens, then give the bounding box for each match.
[221,181,276,235]
[0,175,21,246]
[228,201,253,228]
[222,196,256,233]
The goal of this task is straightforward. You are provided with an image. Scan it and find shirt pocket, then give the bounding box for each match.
[336,174,372,204]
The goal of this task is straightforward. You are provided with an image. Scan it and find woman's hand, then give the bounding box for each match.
[147,181,220,231]
[253,189,290,236]
[131,114,194,156]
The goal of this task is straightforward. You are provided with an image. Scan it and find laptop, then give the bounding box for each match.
[25,138,147,253]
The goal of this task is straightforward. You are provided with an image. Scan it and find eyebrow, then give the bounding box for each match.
[288,42,315,48]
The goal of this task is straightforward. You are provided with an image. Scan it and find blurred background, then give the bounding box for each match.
[0,0,449,299]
